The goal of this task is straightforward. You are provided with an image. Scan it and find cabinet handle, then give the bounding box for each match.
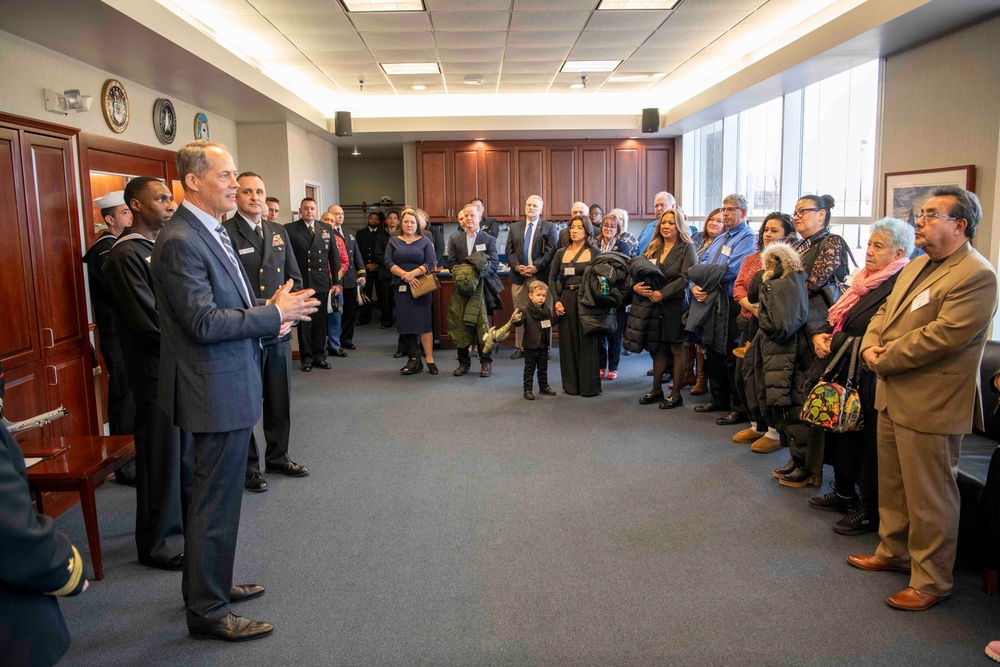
[43,328,55,348]
[47,365,59,386]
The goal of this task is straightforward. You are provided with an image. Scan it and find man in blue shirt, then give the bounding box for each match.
[692,194,756,426]
[636,191,675,256]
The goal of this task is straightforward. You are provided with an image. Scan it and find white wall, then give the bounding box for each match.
[0,29,238,156]
[235,122,291,219]
[287,123,338,214]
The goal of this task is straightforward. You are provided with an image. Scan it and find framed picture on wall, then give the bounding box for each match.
[884,165,975,222]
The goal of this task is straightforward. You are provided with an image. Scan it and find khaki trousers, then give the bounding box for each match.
[874,410,962,597]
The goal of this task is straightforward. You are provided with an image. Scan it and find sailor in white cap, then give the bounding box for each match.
[83,189,136,484]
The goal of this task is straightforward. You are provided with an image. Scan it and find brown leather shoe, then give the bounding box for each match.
[733,428,765,444]
[480,362,492,377]
[453,364,470,376]
[886,587,949,611]
[847,554,910,573]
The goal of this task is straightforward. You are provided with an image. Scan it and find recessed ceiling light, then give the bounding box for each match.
[569,83,585,89]
[411,84,427,90]
[342,0,425,12]
[382,62,440,75]
[597,0,678,9]
[463,77,484,85]
[561,61,620,73]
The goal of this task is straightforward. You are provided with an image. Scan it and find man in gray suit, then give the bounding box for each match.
[151,141,318,642]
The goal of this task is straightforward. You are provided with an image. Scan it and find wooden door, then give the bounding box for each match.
[514,147,544,218]
[451,147,481,220]
[483,147,513,219]
[547,147,576,219]
[417,148,449,220]
[642,145,674,217]
[613,145,640,217]
[44,352,95,437]
[0,127,40,370]
[2,362,47,439]
[579,146,610,214]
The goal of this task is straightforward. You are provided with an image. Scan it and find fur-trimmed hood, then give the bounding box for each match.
[761,242,803,281]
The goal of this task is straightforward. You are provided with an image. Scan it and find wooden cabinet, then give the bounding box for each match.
[0,113,96,437]
[417,138,674,223]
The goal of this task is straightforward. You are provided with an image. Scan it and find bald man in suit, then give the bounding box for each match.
[849,186,998,611]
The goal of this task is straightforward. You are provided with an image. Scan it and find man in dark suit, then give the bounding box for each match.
[506,194,557,359]
[470,197,500,238]
[225,172,309,493]
[355,211,382,324]
[82,190,136,484]
[286,197,340,372]
[151,140,318,642]
[104,177,190,571]
[327,204,366,350]
[448,203,500,377]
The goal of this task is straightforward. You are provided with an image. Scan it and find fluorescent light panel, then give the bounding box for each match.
[608,72,666,82]
[597,0,679,8]
[342,0,425,11]
[382,62,440,74]
[561,60,620,73]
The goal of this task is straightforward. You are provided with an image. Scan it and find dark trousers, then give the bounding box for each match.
[401,333,420,358]
[132,378,191,565]
[458,342,492,365]
[830,375,880,509]
[296,290,329,365]
[247,340,292,475]
[341,285,358,344]
[523,348,550,391]
[705,307,742,411]
[598,307,627,371]
[359,277,376,324]
[377,278,394,326]
[184,427,252,628]
[101,334,135,435]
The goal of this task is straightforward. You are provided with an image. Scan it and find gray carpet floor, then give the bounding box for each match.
[57,325,999,666]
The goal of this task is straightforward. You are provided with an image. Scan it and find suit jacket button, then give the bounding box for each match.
[253,353,259,361]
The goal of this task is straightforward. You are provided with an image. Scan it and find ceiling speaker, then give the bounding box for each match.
[642,108,659,134]
[335,111,352,137]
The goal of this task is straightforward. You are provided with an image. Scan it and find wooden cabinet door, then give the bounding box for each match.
[0,127,41,370]
[417,148,449,221]
[22,133,88,360]
[44,351,96,437]
[514,147,544,218]
[642,145,674,216]
[483,147,512,219]
[3,362,47,439]
[451,147,481,220]
[547,147,576,219]
[613,146,640,217]
[579,146,611,214]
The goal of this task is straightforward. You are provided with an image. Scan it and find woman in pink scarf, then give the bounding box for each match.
[800,218,914,536]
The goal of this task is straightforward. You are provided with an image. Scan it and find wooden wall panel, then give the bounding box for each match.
[580,147,610,213]
[451,148,481,218]
[548,148,576,219]
[643,146,673,217]
[417,149,448,219]
[613,146,640,217]
[484,148,512,219]
[515,147,544,215]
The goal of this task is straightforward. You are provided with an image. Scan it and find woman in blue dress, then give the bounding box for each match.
[386,208,437,375]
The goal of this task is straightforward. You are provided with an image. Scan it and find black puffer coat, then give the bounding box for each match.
[579,251,632,336]
[623,257,667,353]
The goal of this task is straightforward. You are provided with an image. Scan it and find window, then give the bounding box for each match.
[681,120,723,217]
[734,97,783,217]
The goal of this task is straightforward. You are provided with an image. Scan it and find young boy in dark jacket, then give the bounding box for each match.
[513,280,559,400]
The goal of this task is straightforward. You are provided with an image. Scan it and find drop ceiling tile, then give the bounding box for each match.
[643,28,719,49]
[578,28,650,49]
[177,0,258,16]
[330,75,390,89]
[349,12,432,32]
[662,8,750,31]
[759,0,818,9]
[440,61,503,73]
[498,72,553,83]
[256,37,309,60]
[435,31,507,48]
[504,47,571,61]
[730,10,801,32]
[399,85,449,94]
[354,84,398,94]
[684,0,766,8]
[436,47,504,62]
[513,0,594,8]
[505,30,577,48]
[362,31,436,49]
[426,0,511,9]
[373,49,439,62]
[597,81,656,92]
[498,83,551,92]
[615,57,685,73]
[567,46,633,61]
[287,33,364,52]
[630,44,701,61]
[584,10,670,31]
[448,86,498,94]
[553,72,612,85]
[443,75,497,86]
[502,60,563,73]
[509,10,590,31]
[390,73,446,84]
[308,50,376,65]
[250,0,342,12]
[266,12,356,33]
[430,11,510,31]
[225,14,282,34]
[318,63,384,77]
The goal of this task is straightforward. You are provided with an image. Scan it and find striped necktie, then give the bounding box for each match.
[215,224,252,304]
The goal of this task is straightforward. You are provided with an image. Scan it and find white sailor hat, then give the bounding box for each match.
[94,190,126,209]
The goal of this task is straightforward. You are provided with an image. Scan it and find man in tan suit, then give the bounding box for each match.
[848,186,998,610]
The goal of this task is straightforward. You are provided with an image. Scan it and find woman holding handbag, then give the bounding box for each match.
[797,218,913,533]
[386,208,438,375]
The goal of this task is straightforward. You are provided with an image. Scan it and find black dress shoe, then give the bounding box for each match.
[301,364,312,372]
[694,402,725,413]
[454,364,470,376]
[639,391,664,405]
[244,474,268,492]
[716,411,748,426]
[393,351,404,359]
[511,348,524,360]
[189,613,273,642]
[773,458,797,479]
[230,584,265,602]
[539,386,557,396]
[400,359,423,375]
[265,461,309,477]
[659,396,683,409]
[427,363,439,375]
[140,552,184,571]
[330,348,348,358]
[343,342,356,350]
[314,361,332,369]
[524,391,535,400]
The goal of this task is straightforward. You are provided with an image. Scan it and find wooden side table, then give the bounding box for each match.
[26,435,136,581]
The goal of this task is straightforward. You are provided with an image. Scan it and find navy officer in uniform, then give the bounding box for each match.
[225,172,309,492]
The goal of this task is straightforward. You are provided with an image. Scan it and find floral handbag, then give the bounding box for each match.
[801,336,864,432]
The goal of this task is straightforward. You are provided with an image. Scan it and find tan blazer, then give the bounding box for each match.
[862,242,998,434]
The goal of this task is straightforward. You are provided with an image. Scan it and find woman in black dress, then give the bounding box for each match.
[634,209,696,409]
[386,208,437,375]
[549,215,600,397]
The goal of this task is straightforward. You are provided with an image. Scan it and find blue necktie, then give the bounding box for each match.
[524,222,534,266]
[216,224,252,305]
